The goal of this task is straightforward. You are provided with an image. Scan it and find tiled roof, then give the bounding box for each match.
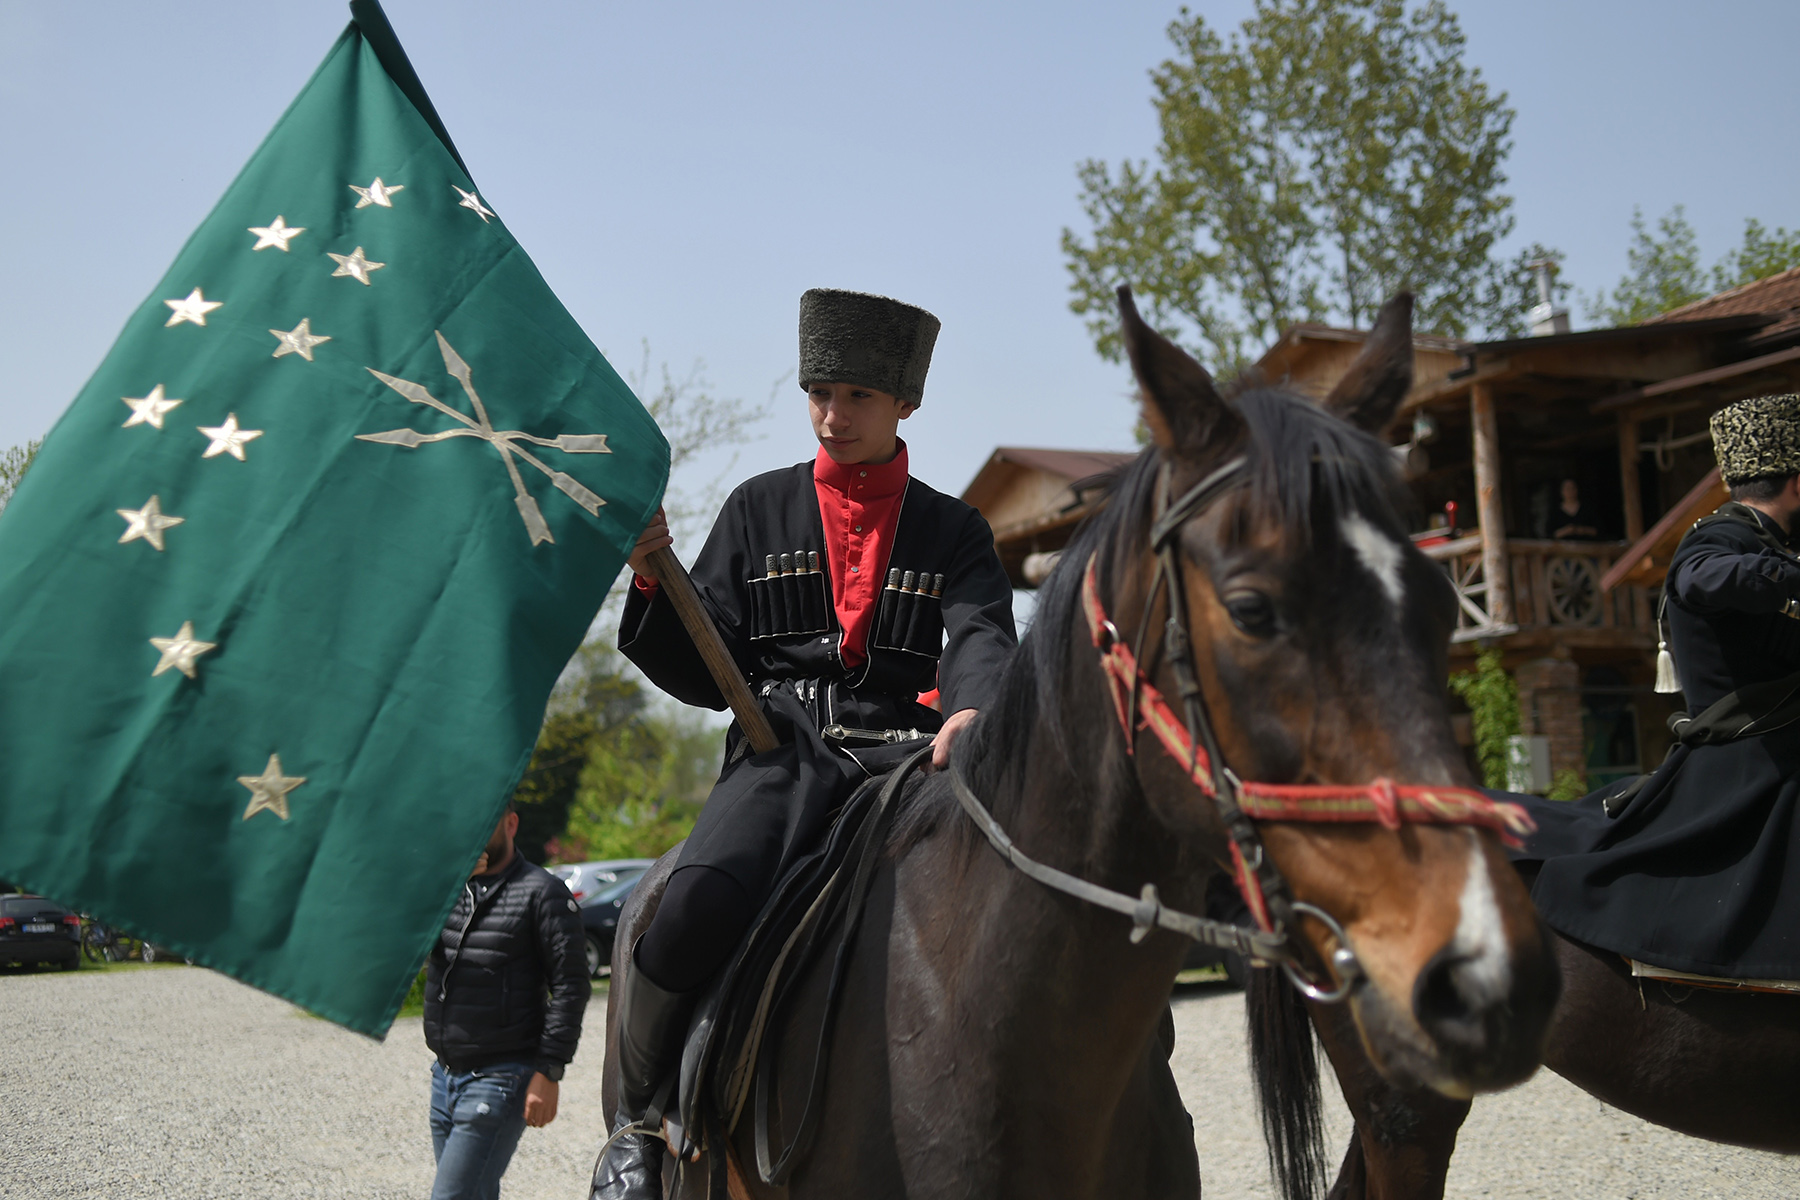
[1644,264,1800,343]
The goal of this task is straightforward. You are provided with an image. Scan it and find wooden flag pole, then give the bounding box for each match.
[645,547,780,755]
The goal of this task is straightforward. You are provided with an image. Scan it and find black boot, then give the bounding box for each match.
[590,952,692,1200]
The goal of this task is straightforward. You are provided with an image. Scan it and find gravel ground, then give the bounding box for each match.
[0,967,1793,1198]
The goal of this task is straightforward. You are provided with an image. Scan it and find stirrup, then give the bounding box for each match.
[589,1071,679,1183]
[594,1118,668,1162]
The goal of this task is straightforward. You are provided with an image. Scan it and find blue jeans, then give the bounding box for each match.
[429,1060,533,1200]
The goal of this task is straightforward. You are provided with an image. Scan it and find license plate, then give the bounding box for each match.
[23,923,54,933]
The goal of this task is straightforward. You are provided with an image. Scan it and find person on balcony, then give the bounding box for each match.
[1550,477,1600,539]
[1519,391,1800,985]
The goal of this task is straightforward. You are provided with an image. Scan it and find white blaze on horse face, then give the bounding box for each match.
[1451,829,1511,1004]
[1341,513,1405,606]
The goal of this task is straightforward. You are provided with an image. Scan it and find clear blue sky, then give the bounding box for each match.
[4,1,1797,502]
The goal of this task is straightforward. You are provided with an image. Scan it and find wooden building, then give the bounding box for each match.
[963,266,1800,787]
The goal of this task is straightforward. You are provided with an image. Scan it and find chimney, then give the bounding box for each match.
[1526,257,1570,335]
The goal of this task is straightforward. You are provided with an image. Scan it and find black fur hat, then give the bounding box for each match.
[798,289,940,407]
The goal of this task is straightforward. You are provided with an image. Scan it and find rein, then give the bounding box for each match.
[954,454,1535,1004]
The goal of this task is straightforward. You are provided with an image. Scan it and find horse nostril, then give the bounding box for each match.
[1413,934,1561,1092]
[1413,948,1492,1056]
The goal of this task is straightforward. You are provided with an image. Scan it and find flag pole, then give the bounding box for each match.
[645,547,780,754]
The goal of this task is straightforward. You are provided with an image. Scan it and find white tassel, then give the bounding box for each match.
[1654,640,1681,694]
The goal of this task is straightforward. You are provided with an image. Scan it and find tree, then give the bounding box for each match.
[514,641,714,865]
[0,441,40,517]
[1063,0,1516,375]
[1712,218,1800,292]
[625,344,777,548]
[1586,206,1708,326]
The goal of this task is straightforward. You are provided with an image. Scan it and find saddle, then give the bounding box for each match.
[662,742,933,1187]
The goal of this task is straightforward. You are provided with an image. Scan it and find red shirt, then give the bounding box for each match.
[632,444,912,670]
[813,443,909,668]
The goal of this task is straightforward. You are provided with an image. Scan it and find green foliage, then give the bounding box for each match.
[1448,648,1519,789]
[1063,0,1517,376]
[516,640,719,866]
[1588,208,1800,327]
[1587,206,1708,326]
[398,966,428,1018]
[1711,218,1800,292]
[0,440,41,516]
[1546,768,1586,803]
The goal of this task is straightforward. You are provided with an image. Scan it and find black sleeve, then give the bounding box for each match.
[533,876,591,1069]
[936,507,1018,716]
[618,487,756,711]
[1672,529,1800,615]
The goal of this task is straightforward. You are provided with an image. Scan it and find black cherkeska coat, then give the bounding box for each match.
[1523,503,1800,979]
[620,461,1016,900]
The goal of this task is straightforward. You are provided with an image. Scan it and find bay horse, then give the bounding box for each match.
[602,288,1561,1199]
[1263,859,1800,1200]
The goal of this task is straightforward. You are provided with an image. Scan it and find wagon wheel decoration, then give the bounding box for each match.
[1545,557,1601,625]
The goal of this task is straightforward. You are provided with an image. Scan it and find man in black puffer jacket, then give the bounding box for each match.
[424,801,590,1200]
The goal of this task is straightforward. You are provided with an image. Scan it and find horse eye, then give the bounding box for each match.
[1224,590,1277,638]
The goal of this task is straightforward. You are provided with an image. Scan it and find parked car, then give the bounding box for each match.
[0,894,81,970]
[551,858,655,904]
[578,870,652,978]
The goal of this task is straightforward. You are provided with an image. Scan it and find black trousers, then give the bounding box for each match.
[637,688,907,992]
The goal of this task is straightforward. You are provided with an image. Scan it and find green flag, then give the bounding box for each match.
[0,3,668,1035]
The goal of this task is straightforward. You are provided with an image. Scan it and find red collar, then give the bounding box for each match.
[813,442,910,497]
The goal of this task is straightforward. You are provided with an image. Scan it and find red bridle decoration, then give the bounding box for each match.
[1081,555,1535,860]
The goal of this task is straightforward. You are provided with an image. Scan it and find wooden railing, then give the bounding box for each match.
[1420,536,1654,644]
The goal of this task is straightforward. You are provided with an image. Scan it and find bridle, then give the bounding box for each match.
[950,454,1535,1004]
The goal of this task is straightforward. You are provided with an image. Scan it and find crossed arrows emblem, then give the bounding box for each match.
[356,331,612,546]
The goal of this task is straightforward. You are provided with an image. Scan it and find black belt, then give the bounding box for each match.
[820,723,930,748]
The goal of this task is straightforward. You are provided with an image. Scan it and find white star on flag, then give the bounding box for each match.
[327,246,385,285]
[270,318,331,361]
[163,288,223,327]
[453,185,495,223]
[116,495,184,551]
[149,620,218,680]
[248,216,305,252]
[121,384,183,430]
[349,177,404,208]
[238,754,305,822]
[198,415,263,461]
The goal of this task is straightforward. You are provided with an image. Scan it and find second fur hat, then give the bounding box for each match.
[1711,392,1800,485]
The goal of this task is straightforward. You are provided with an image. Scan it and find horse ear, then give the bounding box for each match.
[1323,292,1415,434]
[1117,286,1242,454]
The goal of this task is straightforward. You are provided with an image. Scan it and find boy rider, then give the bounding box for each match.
[590,289,1017,1199]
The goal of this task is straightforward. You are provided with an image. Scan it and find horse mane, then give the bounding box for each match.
[886,448,1160,856]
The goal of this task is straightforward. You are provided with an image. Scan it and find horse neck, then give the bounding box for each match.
[929,620,1208,1074]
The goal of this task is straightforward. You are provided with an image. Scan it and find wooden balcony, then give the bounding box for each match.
[1421,535,1656,649]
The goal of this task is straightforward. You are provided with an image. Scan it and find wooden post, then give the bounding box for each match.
[1618,415,1644,543]
[1470,382,1512,627]
[645,546,780,755]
